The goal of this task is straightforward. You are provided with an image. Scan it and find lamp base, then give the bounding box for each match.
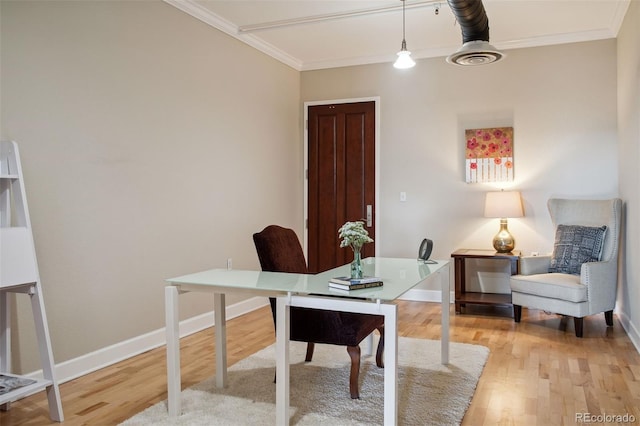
[492,219,515,253]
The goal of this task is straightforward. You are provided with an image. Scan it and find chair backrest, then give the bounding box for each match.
[253,225,308,274]
[548,198,622,263]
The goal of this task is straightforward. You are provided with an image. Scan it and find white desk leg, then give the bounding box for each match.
[275,295,290,426]
[383,303,398,426]
[165,286,181,417]
[363,333,373,357]
[441,263,451,365]
[214,293,227,388]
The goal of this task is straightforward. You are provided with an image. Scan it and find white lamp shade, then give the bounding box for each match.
[484,191,524,218]
[394,50,415,69]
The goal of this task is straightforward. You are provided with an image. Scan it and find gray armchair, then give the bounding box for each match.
[510,198,622,337]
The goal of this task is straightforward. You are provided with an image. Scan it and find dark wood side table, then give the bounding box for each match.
[451,249,521,314]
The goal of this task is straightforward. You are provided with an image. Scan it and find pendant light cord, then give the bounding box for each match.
[394,0,415,68]
[402,0,407,42]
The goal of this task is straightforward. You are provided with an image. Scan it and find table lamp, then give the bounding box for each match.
[484,190,524,253]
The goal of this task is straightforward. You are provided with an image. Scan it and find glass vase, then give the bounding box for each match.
[350,248,363,279]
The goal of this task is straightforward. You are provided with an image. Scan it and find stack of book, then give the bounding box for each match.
[328,276,383,291]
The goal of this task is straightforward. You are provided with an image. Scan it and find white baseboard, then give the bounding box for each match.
[405,291,639,355]
[398,288,455,303]
[25,296,270,384]
[25,291,448,384]
[617,309,640,354]
[27,292,638,387]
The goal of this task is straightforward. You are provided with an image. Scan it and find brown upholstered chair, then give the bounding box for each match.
[253,224,384,399]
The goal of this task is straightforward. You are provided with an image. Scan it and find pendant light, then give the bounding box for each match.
[393,0,416,69]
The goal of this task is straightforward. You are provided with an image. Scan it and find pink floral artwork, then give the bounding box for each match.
[465,127,514,183]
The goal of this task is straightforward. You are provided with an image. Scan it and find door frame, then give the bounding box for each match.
[303,96,381,260]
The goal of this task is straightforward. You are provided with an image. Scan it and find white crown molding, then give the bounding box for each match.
[300,27,615,70]
[609,0,632,36]
[163,0,303,71]
[164,0,626,72]
[237,0,440,33]
[498,27,619,50]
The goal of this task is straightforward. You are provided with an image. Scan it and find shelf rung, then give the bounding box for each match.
[0,376,53,405]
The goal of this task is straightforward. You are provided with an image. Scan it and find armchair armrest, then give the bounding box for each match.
[581,260,617,312]
[518,255,551,275]
[580,259,613,281]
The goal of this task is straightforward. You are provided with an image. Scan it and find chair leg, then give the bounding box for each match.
[375,326,384,368]
[513,305,522,322]
[605,310,614,327]
[346,345,361,399]
[304,342,315,362]
[573,317,584,338]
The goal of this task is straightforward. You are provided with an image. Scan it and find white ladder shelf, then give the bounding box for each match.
[0,141,63,421]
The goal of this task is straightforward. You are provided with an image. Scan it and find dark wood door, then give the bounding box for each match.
[307,101,376,273]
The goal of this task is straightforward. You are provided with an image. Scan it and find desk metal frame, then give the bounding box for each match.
[165,258,451,425]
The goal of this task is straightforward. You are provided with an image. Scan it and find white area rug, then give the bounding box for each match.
[121,337,489,426]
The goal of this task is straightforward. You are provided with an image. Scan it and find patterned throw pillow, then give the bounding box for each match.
[548,225,607,275]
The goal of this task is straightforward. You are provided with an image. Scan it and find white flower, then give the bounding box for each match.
[338,221,373,251]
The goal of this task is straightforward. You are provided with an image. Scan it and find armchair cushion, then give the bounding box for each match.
[548,224,607,275]
[511,273,587,303]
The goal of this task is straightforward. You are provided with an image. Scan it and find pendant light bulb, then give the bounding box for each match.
[393,0,415,69]
[394,40,416,69]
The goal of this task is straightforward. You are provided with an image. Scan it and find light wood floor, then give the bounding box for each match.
[1,301,639,425]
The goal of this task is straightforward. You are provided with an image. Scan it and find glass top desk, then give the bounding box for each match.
[165,257,451,425]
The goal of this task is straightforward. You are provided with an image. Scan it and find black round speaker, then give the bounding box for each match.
[418,238,433,262]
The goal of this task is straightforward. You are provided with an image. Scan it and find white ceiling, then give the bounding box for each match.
[164,0,631,71]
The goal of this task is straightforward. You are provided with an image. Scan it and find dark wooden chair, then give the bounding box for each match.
[253,224,384,399]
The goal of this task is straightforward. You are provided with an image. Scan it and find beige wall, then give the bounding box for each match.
[617,0,640,348]
[302,35,640,346]
[1,1,302,372]
[1,0,637,375]
[301,40,618,266]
